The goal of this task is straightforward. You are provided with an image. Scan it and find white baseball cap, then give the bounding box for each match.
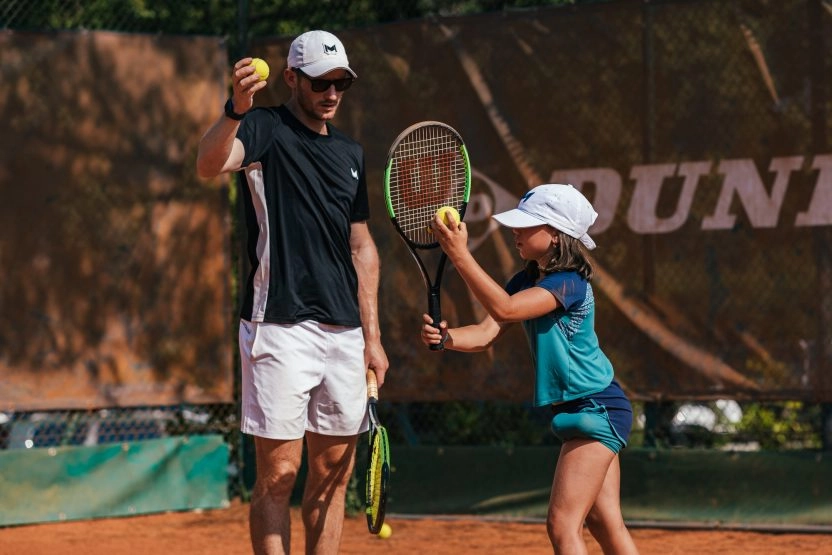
[492,184,598,250]
[287,30,357,78]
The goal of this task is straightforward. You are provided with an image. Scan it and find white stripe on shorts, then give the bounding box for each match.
[239,319,368,440]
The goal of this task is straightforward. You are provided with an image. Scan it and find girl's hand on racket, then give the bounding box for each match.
[431,213,469,262]
[229,57,267,116]
[421,313,449,347]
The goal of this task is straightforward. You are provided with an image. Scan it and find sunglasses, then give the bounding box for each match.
[293,68,354,93]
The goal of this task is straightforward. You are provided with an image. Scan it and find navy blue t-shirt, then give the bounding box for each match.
[235,105,369,326]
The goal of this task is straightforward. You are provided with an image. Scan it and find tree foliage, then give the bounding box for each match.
[5,0,588,36]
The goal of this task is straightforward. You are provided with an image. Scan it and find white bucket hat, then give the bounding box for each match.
[492,184,598,250]
[287,30,357,78]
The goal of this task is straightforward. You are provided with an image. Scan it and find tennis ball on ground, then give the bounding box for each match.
[377,522,392,539]
[250,58,270,81]
[436,206,460,226]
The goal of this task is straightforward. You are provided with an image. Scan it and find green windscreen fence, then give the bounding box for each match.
[382,447,832,528]
[0,435,229,526]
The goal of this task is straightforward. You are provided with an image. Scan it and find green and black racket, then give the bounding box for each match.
[365,369,390,534]
[383,121,472,350]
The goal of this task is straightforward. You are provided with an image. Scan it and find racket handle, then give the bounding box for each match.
[366,369,379,400]
[428,292,444,352]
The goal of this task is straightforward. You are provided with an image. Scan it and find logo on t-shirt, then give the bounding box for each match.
[350,168,359,180]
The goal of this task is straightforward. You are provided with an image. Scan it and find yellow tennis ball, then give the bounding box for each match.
[436,206,460,226]
[377,522,392,539]
[250,58,270,81]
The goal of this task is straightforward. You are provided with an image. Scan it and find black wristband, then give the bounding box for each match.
[224,98,245,121]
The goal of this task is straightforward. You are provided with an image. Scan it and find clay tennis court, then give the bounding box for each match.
[2,500,830,554]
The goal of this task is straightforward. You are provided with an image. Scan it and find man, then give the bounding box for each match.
[196,30,388,554]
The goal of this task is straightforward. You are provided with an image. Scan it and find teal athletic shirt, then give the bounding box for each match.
[505,269,614,406]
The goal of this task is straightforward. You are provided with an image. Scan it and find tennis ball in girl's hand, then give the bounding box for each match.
[250,58,269,81]
[377,523,393,539]
[436,206,460,226]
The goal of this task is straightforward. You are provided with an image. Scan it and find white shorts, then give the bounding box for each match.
[239,319,369,440]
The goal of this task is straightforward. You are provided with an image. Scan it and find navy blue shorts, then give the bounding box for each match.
[550,379,633,454]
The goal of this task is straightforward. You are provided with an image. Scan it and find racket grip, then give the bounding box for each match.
[366,369,379,400]
[428,293,444,352]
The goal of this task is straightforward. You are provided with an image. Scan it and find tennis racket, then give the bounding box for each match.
[383,121,472,350]
[365,369,390,534]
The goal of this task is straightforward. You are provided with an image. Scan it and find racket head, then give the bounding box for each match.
[365,419,390,533]
[384,121,471,249]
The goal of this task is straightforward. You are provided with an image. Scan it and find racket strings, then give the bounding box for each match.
[388,126,469,246]
[367,436,383,511]
[365,427,389,530]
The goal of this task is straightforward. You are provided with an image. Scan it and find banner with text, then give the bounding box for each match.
[253,0,831,402]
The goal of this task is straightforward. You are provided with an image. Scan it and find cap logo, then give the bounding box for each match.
[520,190,535,204]
[323,43,338,55]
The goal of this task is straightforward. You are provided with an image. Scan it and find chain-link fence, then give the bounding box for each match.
[2,0,830,507]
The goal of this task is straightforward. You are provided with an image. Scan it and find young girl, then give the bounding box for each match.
[422,184,639,554]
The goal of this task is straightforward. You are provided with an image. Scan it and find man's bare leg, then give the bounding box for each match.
[249,437,304,555]
[301,432,358,555]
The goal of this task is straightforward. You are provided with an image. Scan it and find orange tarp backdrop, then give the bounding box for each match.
[0,31,232,410]
[2,1,830,409]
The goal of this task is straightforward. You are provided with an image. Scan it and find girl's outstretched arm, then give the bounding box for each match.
[431,216,558,322]
[420,313,508,352]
